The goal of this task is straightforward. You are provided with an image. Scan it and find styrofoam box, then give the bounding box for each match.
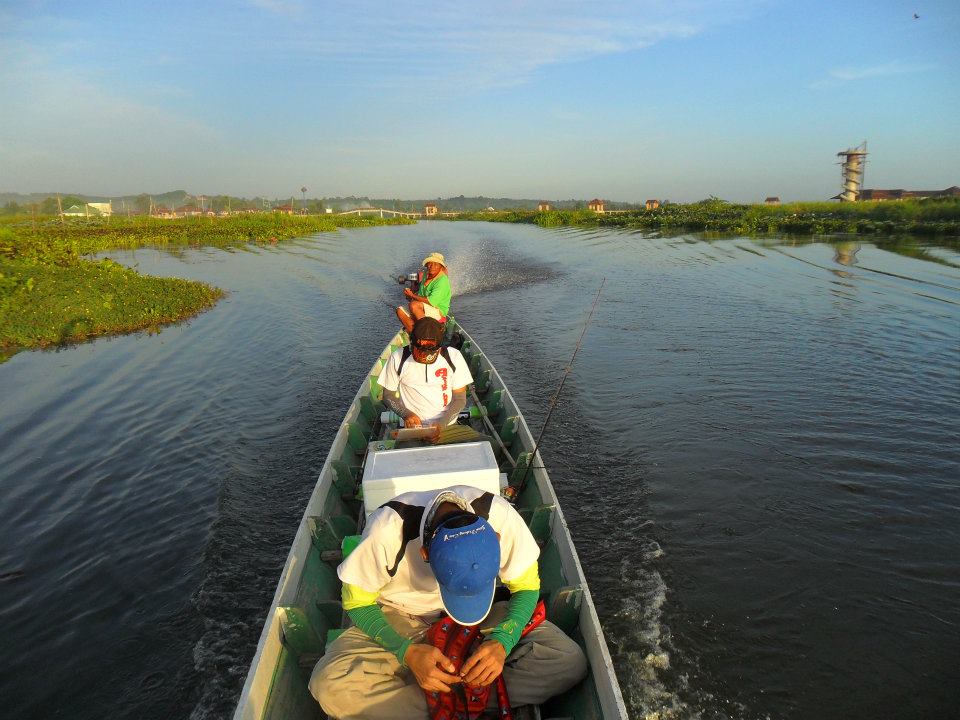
[362,442,500,516]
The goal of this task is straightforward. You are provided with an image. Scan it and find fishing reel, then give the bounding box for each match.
[397,270,423,288]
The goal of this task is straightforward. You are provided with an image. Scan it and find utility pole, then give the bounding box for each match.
[57,193,64,225]
[301,186,307,214]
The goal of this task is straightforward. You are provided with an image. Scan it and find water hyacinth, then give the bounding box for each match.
[453,198,960,238]
[0,213,409,359]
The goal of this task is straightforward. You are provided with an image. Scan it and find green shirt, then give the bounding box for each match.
[419,272,451,317]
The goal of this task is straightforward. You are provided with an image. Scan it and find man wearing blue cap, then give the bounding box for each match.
[309,486,587,720]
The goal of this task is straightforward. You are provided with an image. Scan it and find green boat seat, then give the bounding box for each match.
[526,503,555,545]
[486,389,504,418]
[308,515,357,553]
[331,460,358,498]
[498,416,520,448]
[509,452,533,486]
[279,606,324,658]
[358,395,383,426]
[546,585,583,637]
[474,369,491,395]
[346,422,368,455]
[368,374,383,401]
[538,537,565,598]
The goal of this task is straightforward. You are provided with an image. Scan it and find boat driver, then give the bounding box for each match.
[397,252,451,333]
[308,485,588,720]
[380,317,471,441]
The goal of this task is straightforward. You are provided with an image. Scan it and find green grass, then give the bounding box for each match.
[0,212,411,260]
[0,213,411,358]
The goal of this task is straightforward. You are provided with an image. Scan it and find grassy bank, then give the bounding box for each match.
[456,198,960,238]
[0,213,410,358]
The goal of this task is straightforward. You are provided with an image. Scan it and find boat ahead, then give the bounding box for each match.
[234,320,627,720]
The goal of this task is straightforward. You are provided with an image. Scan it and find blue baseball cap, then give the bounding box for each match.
[429,516,501,626]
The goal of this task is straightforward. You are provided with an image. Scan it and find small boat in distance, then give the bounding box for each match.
[234,320,628,719]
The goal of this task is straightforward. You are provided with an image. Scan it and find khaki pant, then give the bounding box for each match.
[309,602,588,720]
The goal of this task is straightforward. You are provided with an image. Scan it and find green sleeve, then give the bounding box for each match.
[346,604,413,666]
[487,589,539,655]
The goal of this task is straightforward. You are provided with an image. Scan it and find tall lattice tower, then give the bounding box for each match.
[836,141,868,202]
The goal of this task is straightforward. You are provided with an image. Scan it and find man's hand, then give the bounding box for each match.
[460,639,507,688]
[425,423,442,444]
[403,287,416,300]
[405,413,423,428]
[404,643,461,693]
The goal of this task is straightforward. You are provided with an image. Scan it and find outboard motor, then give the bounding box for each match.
[397,269,423,288]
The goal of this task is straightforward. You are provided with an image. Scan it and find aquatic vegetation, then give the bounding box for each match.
[457,199,960,242]
[0,212,411,260]
[0,254,223,357]
[0,214,410,358]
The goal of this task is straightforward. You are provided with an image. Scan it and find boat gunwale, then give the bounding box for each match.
[234,326,627,719]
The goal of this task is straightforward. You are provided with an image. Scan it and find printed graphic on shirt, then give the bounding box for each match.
[436,367,448,405]
[377,347,473,425]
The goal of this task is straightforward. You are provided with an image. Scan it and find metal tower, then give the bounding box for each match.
[836,141,868,202]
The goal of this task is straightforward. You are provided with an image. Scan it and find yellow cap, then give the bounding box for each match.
[422,252,446,267]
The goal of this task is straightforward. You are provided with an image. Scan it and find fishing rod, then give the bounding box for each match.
[469,385,517,468]
[512,278,605,499]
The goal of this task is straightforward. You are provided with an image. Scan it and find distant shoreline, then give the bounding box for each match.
[451,198,960,239]
[3,202,957,361]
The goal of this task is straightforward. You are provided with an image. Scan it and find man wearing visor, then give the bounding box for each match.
[397,252,451,334]
[379,317,471,439]
[309,485,588,720]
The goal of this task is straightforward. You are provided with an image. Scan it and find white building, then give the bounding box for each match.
[63,202,113,217]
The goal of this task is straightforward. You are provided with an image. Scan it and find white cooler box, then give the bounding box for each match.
[362,442,500,516]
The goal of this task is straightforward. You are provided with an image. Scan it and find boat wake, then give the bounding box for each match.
[607,542,693,719]
[443,241,563,297]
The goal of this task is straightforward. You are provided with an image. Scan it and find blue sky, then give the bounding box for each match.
[2,0,958,202]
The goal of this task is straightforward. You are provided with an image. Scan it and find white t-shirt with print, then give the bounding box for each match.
[338,485,540,617]
[377,346,473,425]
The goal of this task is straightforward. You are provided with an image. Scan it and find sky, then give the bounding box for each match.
[1,0,958,202]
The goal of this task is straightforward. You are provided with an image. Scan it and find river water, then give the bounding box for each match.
[1,222,958,720]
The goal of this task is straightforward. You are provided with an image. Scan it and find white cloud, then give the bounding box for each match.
[241,1,716,90]
[810,60,936,89]
[246,0,305,16]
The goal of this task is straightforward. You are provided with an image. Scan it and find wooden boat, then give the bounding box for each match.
[234,320,628,720]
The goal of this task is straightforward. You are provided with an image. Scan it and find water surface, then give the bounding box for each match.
[1,222,958,719]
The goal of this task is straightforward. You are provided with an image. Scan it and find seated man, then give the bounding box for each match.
[397,252,451,333]
[379,317,471,438]
[309,485,588,720]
